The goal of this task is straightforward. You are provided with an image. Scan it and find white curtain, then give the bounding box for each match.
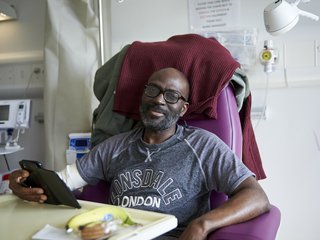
[44,0,99,170]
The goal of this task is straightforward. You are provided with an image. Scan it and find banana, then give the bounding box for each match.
[65,205,136,234]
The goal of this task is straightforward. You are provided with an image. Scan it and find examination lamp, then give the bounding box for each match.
[0,1,17,21]
[264,0,319,35]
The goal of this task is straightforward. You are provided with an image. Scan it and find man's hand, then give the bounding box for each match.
[8,169,47,203]
[178,218,207,240]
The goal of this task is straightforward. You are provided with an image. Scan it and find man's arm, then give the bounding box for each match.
[9,163,87,203]
[179,176,270,240]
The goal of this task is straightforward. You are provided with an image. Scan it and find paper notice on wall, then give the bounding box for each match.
[188,0,240,33]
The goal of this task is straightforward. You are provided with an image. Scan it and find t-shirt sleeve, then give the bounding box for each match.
[196,130,254,196]
[75,129,140,185]
[76,143,107,185]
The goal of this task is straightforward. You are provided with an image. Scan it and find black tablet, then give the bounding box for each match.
[19,160,81,209]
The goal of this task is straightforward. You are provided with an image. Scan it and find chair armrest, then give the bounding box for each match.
[208,205,281,240]
[74,180,109,203]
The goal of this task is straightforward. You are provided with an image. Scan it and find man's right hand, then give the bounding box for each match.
[8,169,47,203]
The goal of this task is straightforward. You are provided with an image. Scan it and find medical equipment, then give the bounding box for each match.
[0,99,31,149]
[66,132,91,165]
[260,40,279,73]
[252,40,279,129]
[264,0,319,36]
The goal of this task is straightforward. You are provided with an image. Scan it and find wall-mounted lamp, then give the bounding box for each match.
[264,0,319,35]
[0,1,17,21]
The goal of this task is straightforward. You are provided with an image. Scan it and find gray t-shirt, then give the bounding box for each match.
[76,125,253,235]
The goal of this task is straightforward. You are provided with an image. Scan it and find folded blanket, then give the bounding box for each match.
[113,34,240,120]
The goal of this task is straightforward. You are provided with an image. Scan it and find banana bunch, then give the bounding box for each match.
[65,205,136,234]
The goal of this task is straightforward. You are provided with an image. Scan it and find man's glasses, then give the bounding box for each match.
[144,84,187,104]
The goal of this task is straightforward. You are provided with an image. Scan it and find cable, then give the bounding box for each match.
[22,65,41,99]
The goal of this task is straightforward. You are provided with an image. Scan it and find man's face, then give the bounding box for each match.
[140,95,181,131]
[139,69,189,131]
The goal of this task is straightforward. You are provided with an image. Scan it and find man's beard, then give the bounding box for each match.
[139,103,180,131]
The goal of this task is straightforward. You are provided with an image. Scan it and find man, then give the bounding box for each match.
[9,67,270,239]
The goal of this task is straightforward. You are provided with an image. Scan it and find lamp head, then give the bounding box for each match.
[264,0,299,35]
[264,0,319,36]
[0,1,17,21]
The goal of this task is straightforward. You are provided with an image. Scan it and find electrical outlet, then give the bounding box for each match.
[31,63,44,83]
[251,106,267,120]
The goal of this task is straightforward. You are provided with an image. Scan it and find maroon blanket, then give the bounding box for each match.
[114,34,240,120]
[113,34,266,179]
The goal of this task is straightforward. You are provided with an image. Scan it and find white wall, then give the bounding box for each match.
[0,0,46,172]
[109,0,320,239]
[253,86,320,240]
[0,0,46,55]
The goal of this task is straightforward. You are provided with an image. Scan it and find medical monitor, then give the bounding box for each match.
[0,99,31,129]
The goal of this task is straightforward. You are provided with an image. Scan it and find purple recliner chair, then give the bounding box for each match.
[76,85,281,239]
[179,85,281,239]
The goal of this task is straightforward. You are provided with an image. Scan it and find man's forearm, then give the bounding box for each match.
[179,177,270,240]
[201,183,270,234]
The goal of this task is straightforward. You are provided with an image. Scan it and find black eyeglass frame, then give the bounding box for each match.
[144,84,188,104]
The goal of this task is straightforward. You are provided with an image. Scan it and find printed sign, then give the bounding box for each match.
[188,0,240,33]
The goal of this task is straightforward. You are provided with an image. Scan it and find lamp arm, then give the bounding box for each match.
[292,0,319,21]
[297,8,319,21]
[292,0,301,6]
